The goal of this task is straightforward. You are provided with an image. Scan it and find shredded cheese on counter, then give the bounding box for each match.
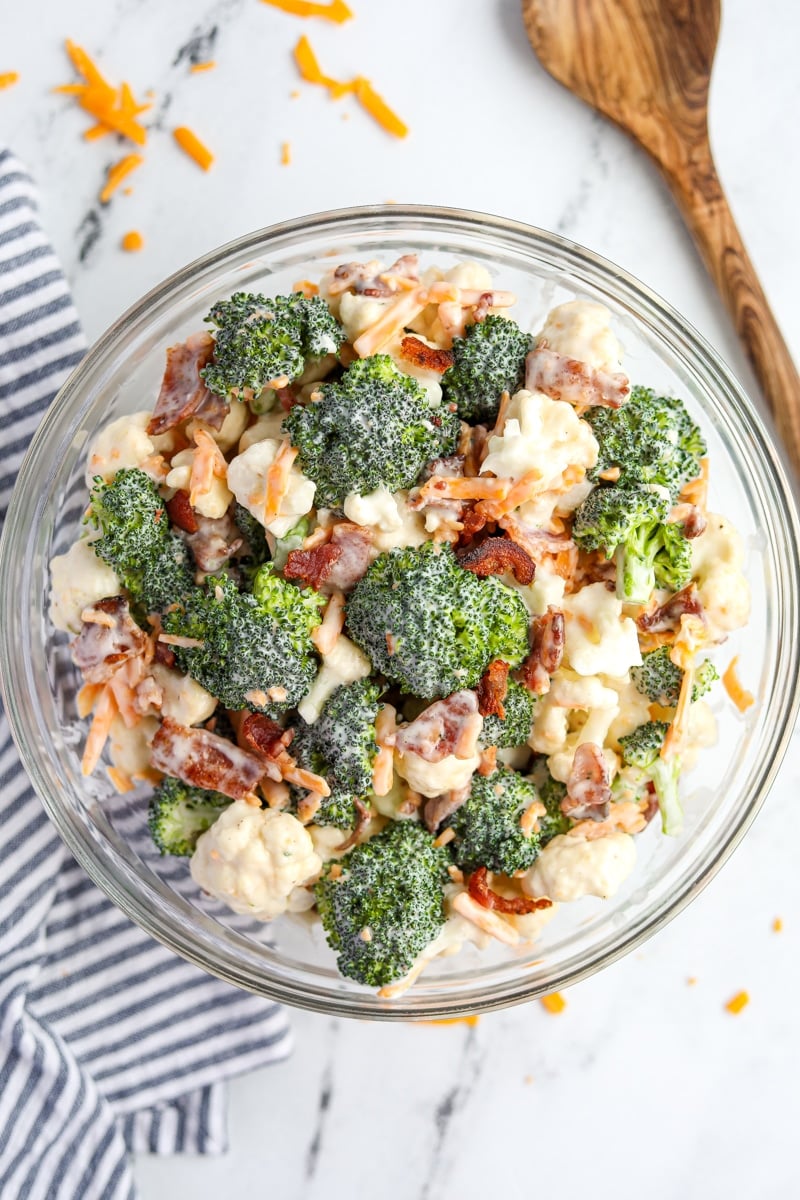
[173,125,214,170]
[0,72,20,90]
[262,0,353,20]
[99,153,143,203]
[55,40,151,145]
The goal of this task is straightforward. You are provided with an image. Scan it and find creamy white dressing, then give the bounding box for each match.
[226,438,316,537]
[297,635,371,724]
[524,832,636,902]
[481,388,598,486]
[49,538,121,634]
[537,300,623,372]
[562,583,642,677]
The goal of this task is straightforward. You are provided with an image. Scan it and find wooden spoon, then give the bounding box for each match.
[522,0,800,475]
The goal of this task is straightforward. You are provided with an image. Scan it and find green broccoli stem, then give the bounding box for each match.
[615,543,656,604]
[650,755,683,836]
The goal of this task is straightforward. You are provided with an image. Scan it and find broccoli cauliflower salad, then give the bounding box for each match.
[50,254,751,996]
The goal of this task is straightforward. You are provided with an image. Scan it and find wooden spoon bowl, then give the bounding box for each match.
[522,0,800,476]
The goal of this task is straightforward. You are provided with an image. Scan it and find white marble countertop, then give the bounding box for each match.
[5,1,800,1196]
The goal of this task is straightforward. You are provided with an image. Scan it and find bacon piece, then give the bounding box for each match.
[669,502,707,540]
[240,712,292,760]
[284,542,343,589]
[518,606,565,695]
[396,691,483,763]
[472,292,493,323]
[562,743,611,821]
[184,510,243,574]
[151,718,265,801]
[336,798,372,852]
[457,422,489,478]
[422,784,471,833]
[458,536,535,585]
[420,455,465,482]
[467,867,553,914]
[324,522,374,593]
[525,345,630,410]
[147,332,227,436]
[476,659,510,719]
[166,489,199,533]
[399,335,454,374]
[457,505,491,546]
[153,640,177,668]
[500,516,578,581]
[637,583,704,634]
[71,597,148,685]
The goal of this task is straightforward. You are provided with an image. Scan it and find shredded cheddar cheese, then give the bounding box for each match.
[292,36,408,138]
[722,655,755,712]
[725,990,749,1015]
[99,153,143,203]
[121,230,144,252]
[262,0,353,20]
[55,41,151,145]
[0,72,19,90]
[772,917,783,933]
[281,140,292,166]
[540,992,567,1014]
[173,126,214,171]
[190,60,216,73]
[423,1015,480,1027]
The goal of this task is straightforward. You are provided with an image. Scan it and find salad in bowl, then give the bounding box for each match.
[49,248,751,997]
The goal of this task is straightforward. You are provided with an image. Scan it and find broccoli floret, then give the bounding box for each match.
[480,680,536,748]
[251,562,325,655]
[346,541,529,699]
[448,766,541,875]
[529,757,571,843]
[201,292,344,398]
[291,680,381,828]
[441,316,533,424]
[619,721,682,835]
[233,502,270,570]
[631,646,719,707]
[585,385,707,501]
[283,355,460,507]
[147,776,231,855]
[161,573,319,714]
[315,820,450,986]
[89,468,194,613]
[572,485,692,604]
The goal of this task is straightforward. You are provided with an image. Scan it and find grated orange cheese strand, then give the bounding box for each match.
[264,438,298,521]
[190,60,216,73]
[81,686,117,776]
[352,287,429,357]
[107,766,134,794]
[99,153,143,204]
[540,992,567,1014]
[262,0,353,21]
[354,76,408,139]
[281,140,292,166]
[0,72,20,90]
[417,474,511,504]
[293,35,339,87]
[122,230,144,252]
[173,125,214,170]
[423,1016,480,1027]
[311,590,345,655]
[372,703,397,797]
[190,429,228,506]
[57,41,150,146]
[725,990,749,1015]
[722,655,755,713]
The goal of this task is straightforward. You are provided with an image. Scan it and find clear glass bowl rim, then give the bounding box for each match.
[1,203,798,1020]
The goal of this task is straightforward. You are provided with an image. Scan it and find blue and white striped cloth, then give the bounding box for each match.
[0,150,292,1200]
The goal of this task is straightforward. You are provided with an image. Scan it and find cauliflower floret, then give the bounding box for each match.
[227,438,316,538]
[49,538,121,634]
[691,512,751,641]
[108,714,159,781]
[523,831,636,902]
[149,663,217,727]
[343,487,404,533]
[191,802,322,921]
[562,583,642,677]
[445,261,493,292]
[338,292,390,343]
[166,448,233,520]
[537,300,622,372]
[187,401,249,454]
[515,565,566,618]
[395,748,480,799]
[297,635,371,724]
[84,411,168,487]
[239,409,286,452]
[682,699,718,770]
[605,675,654,745]
[481,389,598,487]
[537,670,620,782]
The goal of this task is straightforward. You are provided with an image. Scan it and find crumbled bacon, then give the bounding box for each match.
[457,505,492,546]
[467,867,553,914]
[562,743,611,821]
[637,583,704,633]
[284,542,343,589]
[476,659,510,719]
[71,597,148,685]
[517,606,565,695]
[151,718,265,801]
[458,536,536,585]
[184,510,243,574]
[336,798,372,852]
[166,489,199,533]
[323,522,374,593]
[240,712,293,761]
[525,345,630,409]
[328,254,419,298]
[399,335,454,374]
[147,332,227,436]
[458,422,489,477]
[153,640,176,669]
[500,516,579,581]
[395,691,483,763]
[642,782,659,824]
[472,292,493,323]
[422,785,471,833]
[670,503,707,540]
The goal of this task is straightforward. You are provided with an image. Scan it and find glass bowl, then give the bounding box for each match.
[1,206,798,1020]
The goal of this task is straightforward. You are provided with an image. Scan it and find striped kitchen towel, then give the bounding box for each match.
[0,149,292,1200]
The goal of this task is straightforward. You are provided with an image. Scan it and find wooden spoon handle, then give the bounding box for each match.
[664,155,800,476]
